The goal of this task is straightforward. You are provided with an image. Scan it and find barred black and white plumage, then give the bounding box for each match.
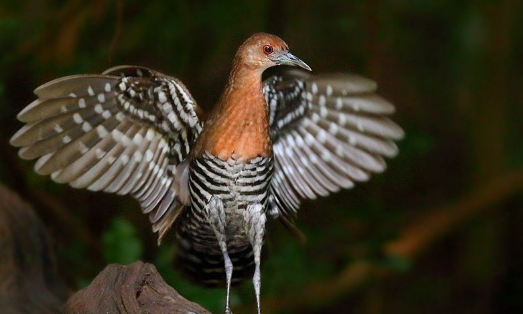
[177,154,272,285]
[10,33,404,314]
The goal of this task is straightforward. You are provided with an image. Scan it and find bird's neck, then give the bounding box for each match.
[194,64,272,161]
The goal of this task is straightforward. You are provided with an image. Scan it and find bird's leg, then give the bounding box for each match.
[244,204,266,314]
[205,196,233,314]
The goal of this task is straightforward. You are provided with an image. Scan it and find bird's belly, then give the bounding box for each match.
[175,154,273,284]
[180,154,272,245]
[187,153,273,236]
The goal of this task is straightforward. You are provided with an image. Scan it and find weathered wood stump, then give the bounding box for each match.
[0,182,211,314]
[63,262,211,314]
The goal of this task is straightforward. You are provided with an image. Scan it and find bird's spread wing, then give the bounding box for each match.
[10,66,203,242]
[264,69,404,224]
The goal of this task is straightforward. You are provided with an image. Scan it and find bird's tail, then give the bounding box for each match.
[175,227,257,287]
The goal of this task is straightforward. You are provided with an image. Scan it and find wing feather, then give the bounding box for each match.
[265,69,403,222]
[11,66,202,241]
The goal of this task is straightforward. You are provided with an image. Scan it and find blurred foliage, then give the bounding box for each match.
[0,0,522,313]
[102,217,143,265]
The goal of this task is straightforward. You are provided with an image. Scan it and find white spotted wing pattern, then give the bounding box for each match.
[10,66,202,242]
[263,69,404,223]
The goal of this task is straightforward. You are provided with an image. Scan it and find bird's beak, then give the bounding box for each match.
[273,51,312,71]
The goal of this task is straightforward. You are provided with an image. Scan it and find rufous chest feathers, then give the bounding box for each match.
[193,67,272,161]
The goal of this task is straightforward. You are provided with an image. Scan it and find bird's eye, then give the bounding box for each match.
[263,45,273,55]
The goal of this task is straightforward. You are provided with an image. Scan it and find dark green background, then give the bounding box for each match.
[1,0,522,313]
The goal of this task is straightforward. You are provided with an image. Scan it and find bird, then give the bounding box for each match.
[10,33,404,314]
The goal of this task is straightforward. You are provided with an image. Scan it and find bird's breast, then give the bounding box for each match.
[193,88,272,161]
[209,116,272,161]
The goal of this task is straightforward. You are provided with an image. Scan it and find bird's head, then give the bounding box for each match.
[236,33,311,72]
